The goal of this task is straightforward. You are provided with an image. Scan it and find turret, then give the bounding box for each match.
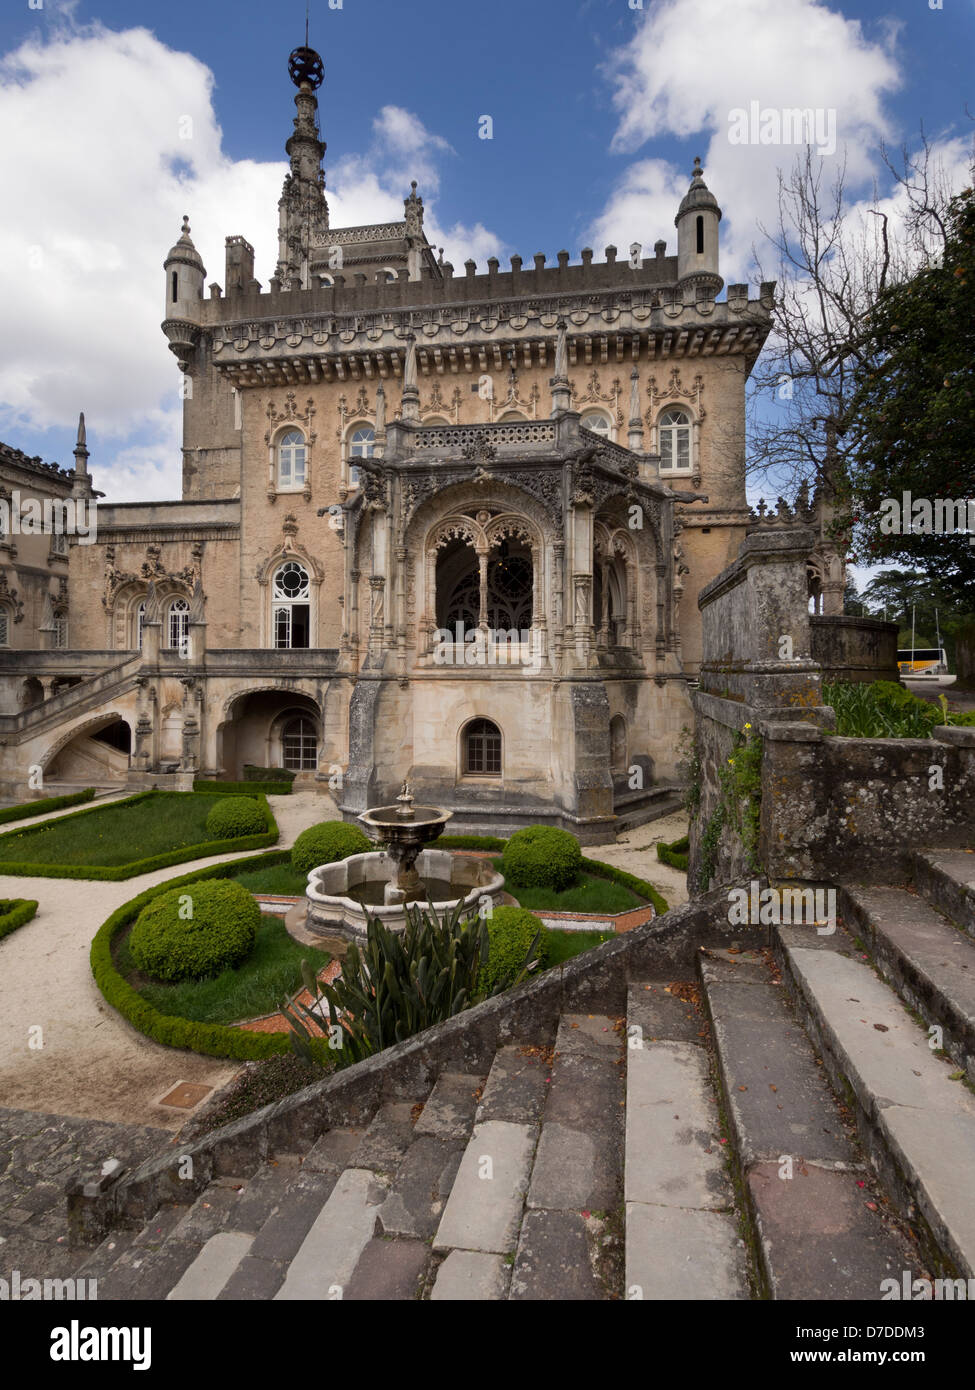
[675,158,722,301]
[162,216,206,369]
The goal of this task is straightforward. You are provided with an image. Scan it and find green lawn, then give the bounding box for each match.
[495,861,645,914]
[231,862,308,895]
[116,913,330,1025]
[0,794,232,868]
[544,929,615,966]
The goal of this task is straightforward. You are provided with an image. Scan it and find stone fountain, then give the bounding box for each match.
[303,784,505,939]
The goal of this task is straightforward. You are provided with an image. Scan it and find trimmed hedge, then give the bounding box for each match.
[437,834,508,851]
[0,898,39,941]
[292,820,371,876]
[502,826,582,892]
[579,857,669,917]
[0,788,96,826]
[194,780,293,796]
[480,906,548,994]
[90,851,299,1060]
[243,765,296,783]
[131,880,261,983]
[0,790,279,881]
[205,796,269,840]
[656,834,689,872]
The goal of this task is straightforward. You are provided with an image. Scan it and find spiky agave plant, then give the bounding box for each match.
[281,898,540,1068]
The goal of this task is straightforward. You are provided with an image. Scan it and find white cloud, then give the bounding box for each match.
[595,0,905,279]
[0,21,498,499]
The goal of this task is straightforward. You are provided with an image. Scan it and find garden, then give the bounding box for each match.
[0,790,278,879]
[90,818,669,1105]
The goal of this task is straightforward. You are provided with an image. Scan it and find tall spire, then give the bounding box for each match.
[550,317,571,416]
[400,334,420,422]
[72,412,92,499]
[627,369,644,453]
[275,35,328,289]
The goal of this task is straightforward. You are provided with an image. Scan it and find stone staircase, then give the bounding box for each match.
[60,849,975,1299]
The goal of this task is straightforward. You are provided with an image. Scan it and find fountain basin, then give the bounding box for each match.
[304,848,505,939]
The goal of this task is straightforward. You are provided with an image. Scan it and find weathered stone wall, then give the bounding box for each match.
[810,615,899,684]
[762,724,975,880]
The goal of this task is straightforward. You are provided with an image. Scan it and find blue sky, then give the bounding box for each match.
[0,0,972,507]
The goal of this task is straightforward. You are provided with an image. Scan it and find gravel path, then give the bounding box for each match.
[592,810,689,910]
[0,790,332,1131]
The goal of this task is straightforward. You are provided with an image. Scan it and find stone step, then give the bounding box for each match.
[912,848,975,939]
[776,924,975,1279]
[432,1120,537,1258]
[510,1014,624,1300]
[624,982,750,1301]
[699,948,916,1300]
[274,1168,391,1300]
[840,882,975,1083]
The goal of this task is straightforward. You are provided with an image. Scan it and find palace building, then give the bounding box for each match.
[0,40,775,840]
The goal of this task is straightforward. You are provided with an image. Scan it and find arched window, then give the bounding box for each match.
[51,530,68,555]
[53,610,68,649]
[581,412,611,437]
[497,411,527,422]
[659,409,692,472]
[282,715,318,772]
[0,606,10,647]
[272,560,310,649]
[463,718,502,776]
[319,273,334,288]
[348,424,375,488]
[135,601,146,650]
[382,267,398,283]
[277,429,307,490]
[168,598,189,653]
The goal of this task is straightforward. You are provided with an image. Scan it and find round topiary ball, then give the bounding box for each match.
[130,880,260,983]
[501,825,582,892]
[479,905,549,994]
[291,820,372,877]
[205,796,268,840]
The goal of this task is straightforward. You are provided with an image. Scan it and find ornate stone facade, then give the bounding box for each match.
[0,41,778,838]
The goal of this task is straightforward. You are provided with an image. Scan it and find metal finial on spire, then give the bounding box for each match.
[181,214,191,237]
[305,0,310,47]
[692,156,703,180]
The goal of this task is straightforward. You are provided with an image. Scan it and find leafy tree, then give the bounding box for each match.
[845,184,975,609]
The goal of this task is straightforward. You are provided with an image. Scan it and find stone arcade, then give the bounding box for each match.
[0,40,777,842]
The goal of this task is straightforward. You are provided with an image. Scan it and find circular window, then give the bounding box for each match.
[273,561,310,601]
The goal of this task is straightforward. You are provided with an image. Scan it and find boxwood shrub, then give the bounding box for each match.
[205,796,268,840]
[0,788,96,826]
[0,898,39,941]
[130,880,261,983]
[90,852,304,1060]
[656,834,689,872]
[502,826,582,892]
[292,820,371,876]
[480,905,548,994]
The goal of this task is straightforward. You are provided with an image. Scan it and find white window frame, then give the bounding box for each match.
[658,408,693,474]
[276,429,307,491]
[271,561,311,650]
[347,423,375,490]
[168,598,189,653]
